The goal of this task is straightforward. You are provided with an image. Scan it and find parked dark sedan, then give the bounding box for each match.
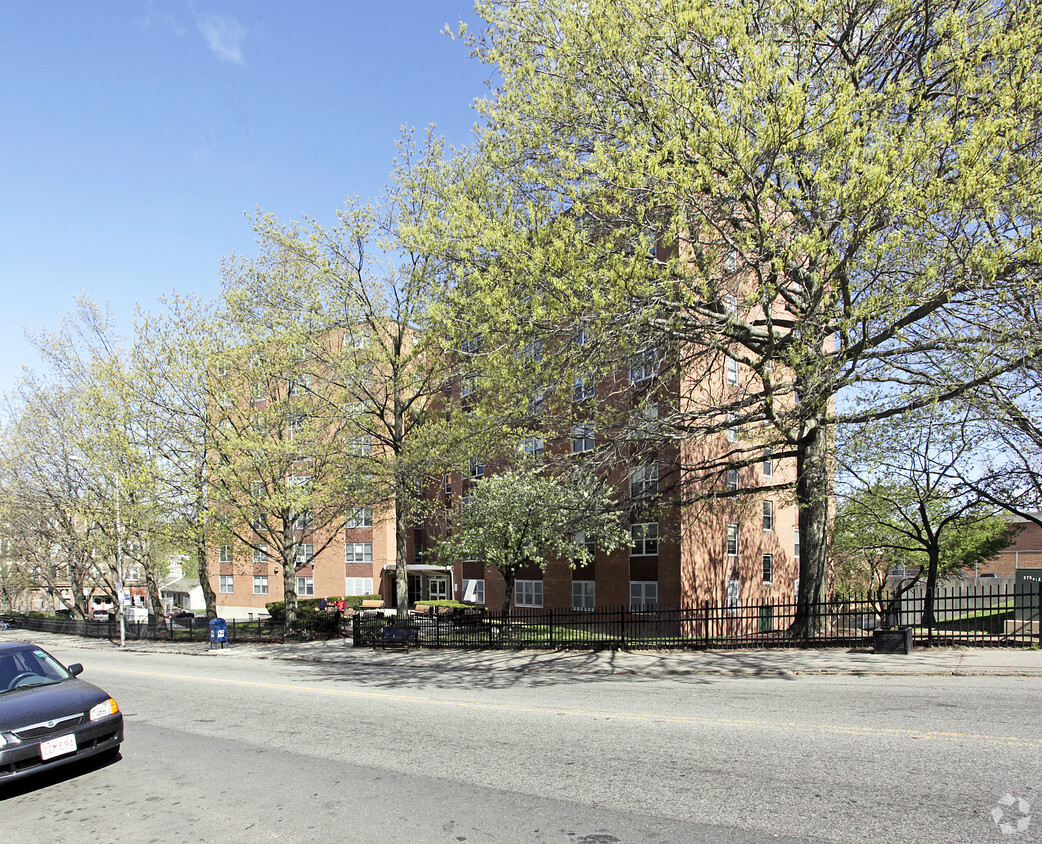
[0,642,123,782]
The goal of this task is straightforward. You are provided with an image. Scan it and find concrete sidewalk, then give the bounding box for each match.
[4,628,1041,678]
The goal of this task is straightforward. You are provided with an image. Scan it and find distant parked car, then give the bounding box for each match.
[91,610,112,622]
[0,641,123,782]
[165,610,195,619]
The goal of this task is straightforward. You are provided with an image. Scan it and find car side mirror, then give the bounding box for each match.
[67,663,83,676]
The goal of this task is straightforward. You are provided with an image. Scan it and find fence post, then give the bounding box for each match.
[548,607,554,649]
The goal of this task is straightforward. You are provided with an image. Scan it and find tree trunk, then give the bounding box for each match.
[196,537,217,619]
[395,493,409,621]
[791,415,831,638]
[501,567,516,630]
[282,524,297,637]
[922,544,942,634]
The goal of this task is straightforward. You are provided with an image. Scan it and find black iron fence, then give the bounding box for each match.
[5,614,287,644]
[353,583,1042,651]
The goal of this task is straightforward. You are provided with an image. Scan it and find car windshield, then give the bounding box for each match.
[0,648,70,693]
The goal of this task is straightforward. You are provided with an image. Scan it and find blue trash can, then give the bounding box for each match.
[209,617,228,650]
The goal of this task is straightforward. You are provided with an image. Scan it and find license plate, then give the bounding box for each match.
[40,734,77,761]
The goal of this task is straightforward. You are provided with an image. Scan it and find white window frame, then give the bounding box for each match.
[469,457,485,479]
[573,373,595,402]
[295,576,314,597]
[727,524,738,558]
[630,463,659,499]
[726,356,739,385]
[219,575,234,594]
[346,507,373,528]
[629,347,657,384]
[572,423,595,453]
[727,468,739,491]
[253,544,268,564]
[515,580,543,608]
[344,577,374,596]
[762,554,774,584]
[631,522,659,557]
[763,451,773,477]
[462,578,485,604]
[572,580,596,611]
[253,576,269,595]
[520,437,544,459]
[348,435,372,456]
[763,500,774,532]
[219,544,232,564]
[295,543,313,565]
[346,542,373,564]
[630,581,658,611]
[726,577,740,614]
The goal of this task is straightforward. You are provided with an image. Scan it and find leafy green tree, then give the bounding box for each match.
[250,129,463,618]
[836,407,1020,628]
[430,0,1042,635]
[436,466,629,623]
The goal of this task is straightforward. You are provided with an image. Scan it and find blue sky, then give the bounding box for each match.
[0,1,487,394]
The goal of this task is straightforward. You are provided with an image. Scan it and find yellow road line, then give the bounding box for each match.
[107,667,1041,749]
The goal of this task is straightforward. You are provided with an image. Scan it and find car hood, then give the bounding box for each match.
[0,679,113,730]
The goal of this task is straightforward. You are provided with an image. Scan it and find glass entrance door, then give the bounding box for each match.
[427,575,449,601]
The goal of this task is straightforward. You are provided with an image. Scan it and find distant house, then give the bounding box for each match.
[977,513,1042,576]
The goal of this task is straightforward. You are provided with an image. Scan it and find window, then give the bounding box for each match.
[794,529,801,561]
[295,543,313,565]
[344,577,374,596]
[522,339,543,361]
[296,576,314,597]
[629,348,657,384]
[575,531,597,558]
[630,463,658,499]
[631,522,659,556]
[726,356,739,385]
[763,554,774,584]
[630,581,658,611]
[461,337,481,356]
[462,578,485,604]
[726,524,738,558]
[727,414,739,442]
[726,577,740,614]
[460,375,476,398]
[631,402,658,439]
[572,580,596,611]
[251,511,264,531]
[724,294,738,316]
[572,423,595,453]
[346,543,373,564]
[727,468,739,491]
[295,510,313,531]
[515,580,543,607]
[444,475,453,495]
[253,545,268,564]
[346,507,373,528]
[219,575,234,594]
[348,435,372,456]
[287,374,311,396]
[253,576,269,595]
[763,451,773,477]
[763,501,774,531]
[414,544,424,563]
[529,386,545,416]
[573,373,595,402]
[520,437,544,459]
[725,248,739,273]
[219,544,232,564]
[469,457,485,479]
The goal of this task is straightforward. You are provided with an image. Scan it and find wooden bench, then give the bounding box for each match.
[373,625,419,652]
[360,599,384,611]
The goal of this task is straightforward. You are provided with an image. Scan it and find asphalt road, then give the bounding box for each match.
[1,643,1039,844]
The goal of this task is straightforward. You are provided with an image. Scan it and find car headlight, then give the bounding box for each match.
[89,699,119,721]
